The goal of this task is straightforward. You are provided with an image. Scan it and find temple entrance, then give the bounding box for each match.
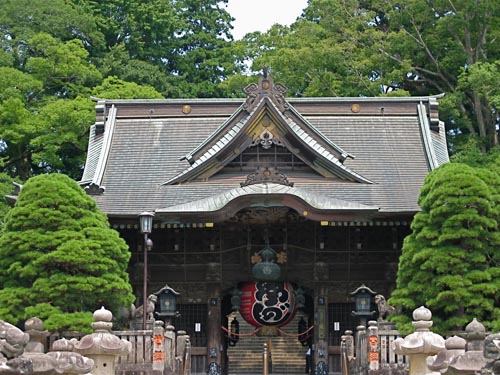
[221,282,314,375]
[226,311,309,374]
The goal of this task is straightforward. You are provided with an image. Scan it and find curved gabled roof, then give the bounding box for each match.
[163,75,372,185]
[156,182,379,223]
[78,74,449,220]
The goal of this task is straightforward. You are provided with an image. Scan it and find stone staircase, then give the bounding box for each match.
[227,312,308,374]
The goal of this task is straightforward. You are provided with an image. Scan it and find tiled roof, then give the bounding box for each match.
[156,182,378,214]
[164,96,371,185]
[81,92,449,221]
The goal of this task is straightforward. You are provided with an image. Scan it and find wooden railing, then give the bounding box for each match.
[115,330,154,374]
[378,329,406,367]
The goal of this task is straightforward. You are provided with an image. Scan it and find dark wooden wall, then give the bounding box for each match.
[116,217,411,304]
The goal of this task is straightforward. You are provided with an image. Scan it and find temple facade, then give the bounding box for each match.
[79,74,448,374]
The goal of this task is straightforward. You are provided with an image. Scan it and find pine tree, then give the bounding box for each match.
[0,173,134,332]
[389,163,500,333]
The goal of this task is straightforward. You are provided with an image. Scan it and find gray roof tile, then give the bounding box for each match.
[81,96,449,219]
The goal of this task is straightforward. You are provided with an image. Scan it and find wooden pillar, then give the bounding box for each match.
[313,262,329,375]
[206,262,222,375]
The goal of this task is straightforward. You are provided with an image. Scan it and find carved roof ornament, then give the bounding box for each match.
[84,182,105,195]
[250,129,283,149]
[241,166,294,188]
[243,70,289,113]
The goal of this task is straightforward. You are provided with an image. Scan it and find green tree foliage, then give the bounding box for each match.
[166,0,238,97]
[0,0,104,66]
[0,0,242,181]
[92,76,163,99]
[24,33,102,98]
[77,0,239,98]
[0,174,134,331]
[389,163,500,333]
[247,0,500,152]
[0,173,13,230]
[0,35,161,181]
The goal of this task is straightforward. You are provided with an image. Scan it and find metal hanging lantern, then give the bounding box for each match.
[230,288,242,311]
[296,287,306,310]
[252,242,281,281]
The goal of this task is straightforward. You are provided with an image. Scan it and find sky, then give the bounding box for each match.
[225,0,309,40]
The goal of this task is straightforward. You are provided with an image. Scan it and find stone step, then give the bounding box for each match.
[227,312,309,374]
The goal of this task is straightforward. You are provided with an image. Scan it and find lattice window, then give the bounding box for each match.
[226,143,307,172]
[174,304,208,347]
[328,303,357,346]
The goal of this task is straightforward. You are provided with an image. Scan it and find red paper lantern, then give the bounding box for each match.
[239,281,297,327]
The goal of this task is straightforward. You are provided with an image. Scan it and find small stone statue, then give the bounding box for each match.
[130,294,157,321]
[374,294,395,321]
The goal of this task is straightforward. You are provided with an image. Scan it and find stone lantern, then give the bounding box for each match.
[441,319,486,375]
[73,307,131,375]
[392,306,445,375]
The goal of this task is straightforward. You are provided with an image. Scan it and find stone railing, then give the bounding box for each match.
[48,323,191,375]
[340,307,500,375]
[0,309,191,375]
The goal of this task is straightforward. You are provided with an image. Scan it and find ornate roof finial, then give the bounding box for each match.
[263,66,269,78]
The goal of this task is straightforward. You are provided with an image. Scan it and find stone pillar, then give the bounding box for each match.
[313,264,329,375]
[164,325,176,373]
[22,317,57,375]
[340,330,354,375]
[175,331,190,375]
[367,321,379,371]
[354,325,367,371]
[73,307,132,375]
[152,321,165,375]
[24,317,48,354]
[392,306,445,375]
[206,263,222,375]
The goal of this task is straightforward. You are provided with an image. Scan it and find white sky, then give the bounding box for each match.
[226,0,309,40]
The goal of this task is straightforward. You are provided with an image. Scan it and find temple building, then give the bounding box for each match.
[79,73,448,374]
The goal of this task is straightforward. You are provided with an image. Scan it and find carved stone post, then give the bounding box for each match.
[73,307,132,375]
[392,306,445,375]
[175,330,190,374]
[367,321,379,371]
[340,330,354,375]
[24,317,48,354]
[313,263,329,375]
[152,321,165,375]
[206,263,222,375]
[164,325,176,373]
[354,325,367,372]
